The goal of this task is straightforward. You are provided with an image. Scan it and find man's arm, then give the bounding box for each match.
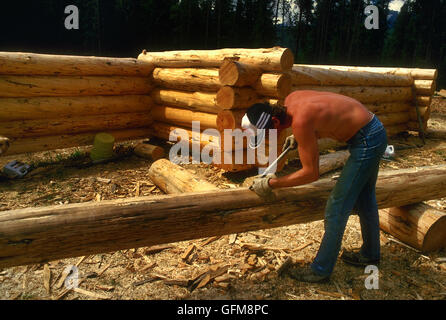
[269,120,319,189]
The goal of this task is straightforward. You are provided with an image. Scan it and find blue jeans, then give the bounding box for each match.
[311,115,388,277]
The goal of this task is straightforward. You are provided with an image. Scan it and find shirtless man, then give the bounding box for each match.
[243,90,388,283]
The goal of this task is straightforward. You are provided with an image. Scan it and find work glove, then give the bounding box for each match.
[282,135,297,152]
[250,174,276,201]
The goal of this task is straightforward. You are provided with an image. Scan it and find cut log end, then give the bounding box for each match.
[134,143,165,161]
[280,48,294,71]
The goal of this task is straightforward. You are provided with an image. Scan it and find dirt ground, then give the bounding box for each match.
[0,97,446,301]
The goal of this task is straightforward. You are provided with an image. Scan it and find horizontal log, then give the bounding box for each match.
[415,95,432,107]
[0,76,153,98]
[152,105,217,129]
[425,128,446,140]
[0,136,9,155]
[151,68,221,92]
[151,89,221,114]
[386,124,408,136]
[365,102,410,115]
[294,64,438,80]
[0,112,153,139]
[5,128,151,156]
[0,52,154,76]
[290,66,414,86]
[218,60,262,87]
[254,73,292,98]
[1,165,446,268]
[134,143,165,161]
[408,121,428,132]
[216,109,247,131]
[408,106,430,121]
[379,203,446,252]
[216,86,259,109]
[378,112,410,127]
[138,47,294,72]
[0,95,153,121]
[291,86,413,103]
[414,80,436,96]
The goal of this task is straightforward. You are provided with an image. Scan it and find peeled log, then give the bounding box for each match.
[318,151,350,175]
[291,86,413,103]
[151,89,221,114]
[0,75,152,98]
[408,106,430,121]
[254,73,292,98]
[216,86,259,109]
[1,165,446,268]
[0,95,153,121]
[148,159,218,194]
[0,52,154,76]
[378,112,410,126]
[151,68,220,92]
[5,128,151,156]
[290,66,413,87]
[416,96,432,107]
[386,124,408,137]
[152,105,218,129]
[216,109,247,131]
[138,47,294,72]
[379,203,446,252]
[134,143,165,161]
[219,60,262,87]
[365,102,410,115]
[414,80,436,96]
[0,112,153,139]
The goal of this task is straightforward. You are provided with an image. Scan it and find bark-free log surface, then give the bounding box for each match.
[219,60,262,87]
[151,68,221,92]
[216,109,247,131]
[378,112,410,126]
[379,203,446,252]
[151,89,221,114]
[5,128,151,156]
[414,80,436,96]
[134,143,165,161]
[291,86,413,103]
[148,159,218,194]
[0,52,154,76]
[152,105,218,129]
[1,165,446,268]
[0,112,153,139]
[216,86,259,109]
[0,76,152,97]
[138,47,294,72]
[254,73,292,98]
[365,102,411,115]
[0,95,153,121]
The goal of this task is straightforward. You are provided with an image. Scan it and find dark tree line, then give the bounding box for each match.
[0,0,445,86]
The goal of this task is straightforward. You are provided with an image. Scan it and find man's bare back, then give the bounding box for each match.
[285,90,373,142]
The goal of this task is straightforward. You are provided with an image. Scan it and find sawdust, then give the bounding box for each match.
[0,97,445,300]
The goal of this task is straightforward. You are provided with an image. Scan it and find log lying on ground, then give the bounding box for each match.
[318,151,350,175]
[152,105,218,129]
[0,52,154,76]
[290,66,414,87]
[148,159,218,194]
[219,60,262,87]
[138,47,294,72]
[379,203,446,253]
[0,95,153,121]
[151,89,221,114]
[1,165,446,268]
[134,143,165,161]
[151,68,221,92]
[425,128,446,140]
[294,64,438,80]
[5,128,151,156]
[216,86,259,109]
[0,76,152,97]
[291,86,413,103]
[254,73,292,98]
[0,112,153,139]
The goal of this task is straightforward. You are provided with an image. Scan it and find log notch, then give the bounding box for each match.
[254,73,292,98]
[151,89,221,114]
[5,128,152,156]
[0,112,153,139]
[0,76,152,97]
[1,165,446,268]
[291,86,413,103]
[138,47,294,72]
[216,86,259,109]
[219,59,262,87]
[379,203,446,253]
[148,159,218,194]
[151,68,221,92]
[0,52,154,76]
[0,95,153,121]
[134,143,165,161]
[152,105,218,129]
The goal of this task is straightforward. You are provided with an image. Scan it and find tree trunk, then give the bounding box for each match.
[151,68,221,92]
[151,89,221,114]
[138,47,294,72]
[0,95,153,121]
[134,143,165,161]
[152,105,218,130]
[148,159,218,194]
[254,73,292,98]
[218,60,262,87]
[379,203,446,253]
[1,165,446,268]
[0,52,154,76]
[0,76,152,97]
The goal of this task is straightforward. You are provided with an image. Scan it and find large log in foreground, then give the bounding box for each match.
[1,165,446,268]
